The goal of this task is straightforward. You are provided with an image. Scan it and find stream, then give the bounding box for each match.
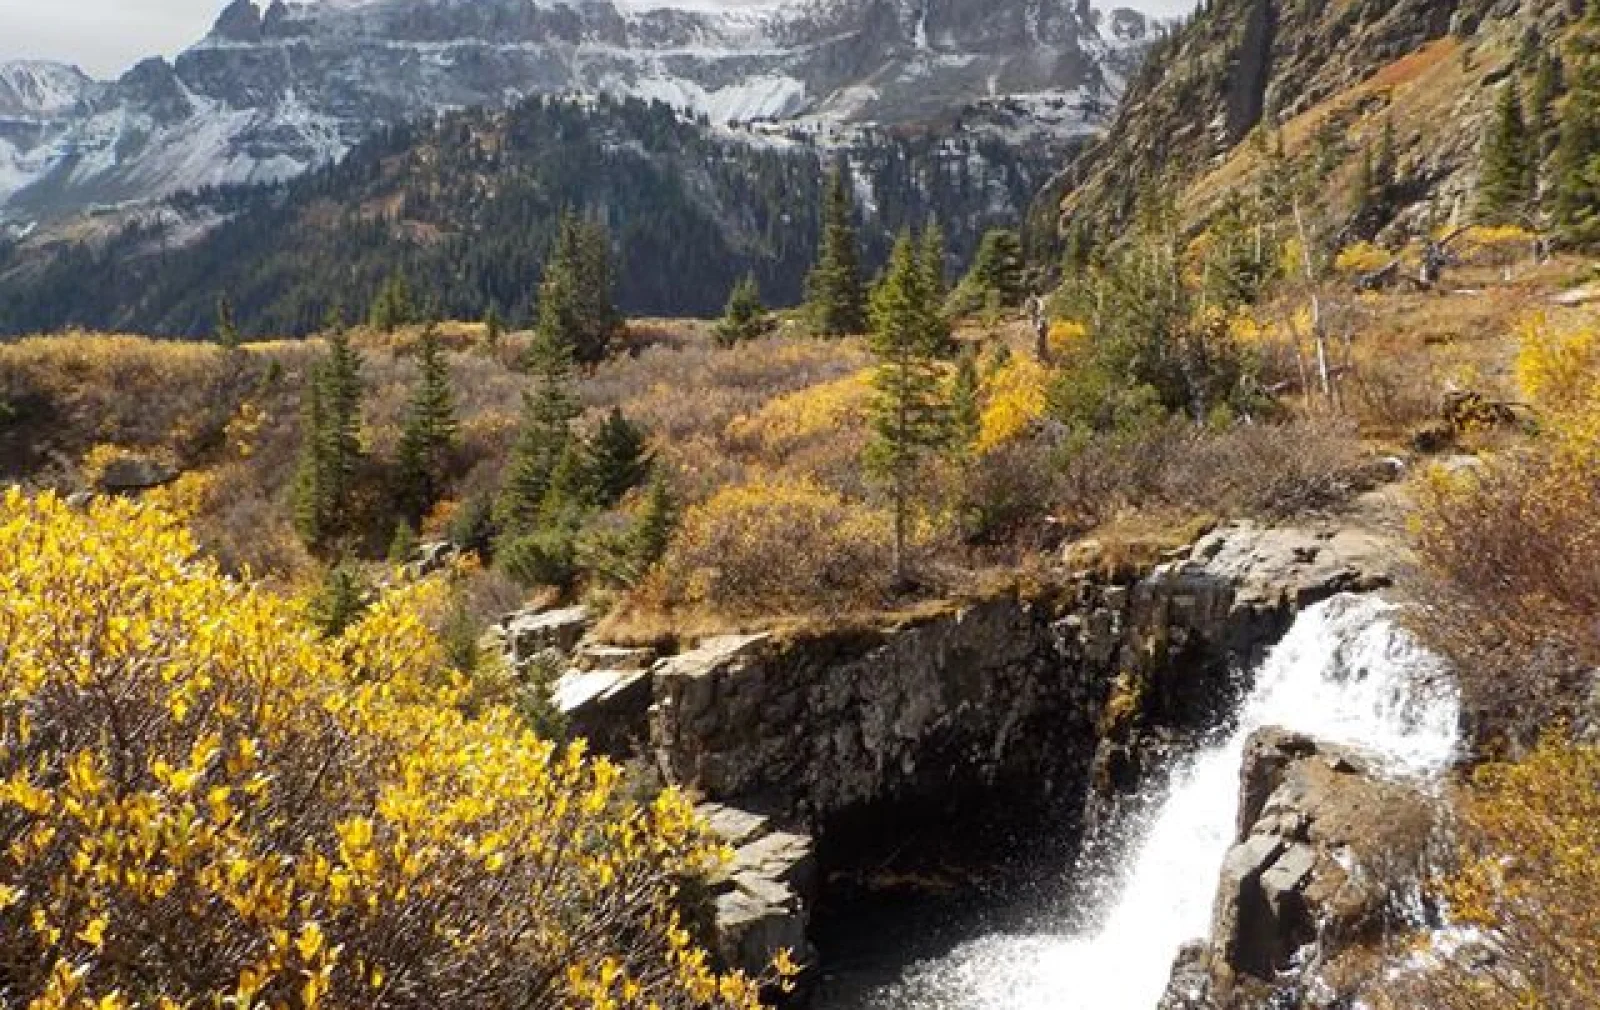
[816,593,1461,1010]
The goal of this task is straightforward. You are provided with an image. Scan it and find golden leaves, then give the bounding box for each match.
[0,490,768,1010]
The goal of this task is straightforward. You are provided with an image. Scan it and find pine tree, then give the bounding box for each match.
[308,563,370,639]
[394,326,459,525]
[804,164,867,337]
[484,303,505,348]
[919,223,953,355]
[388,519,419,564]
[321,322,364,509]
[496,324,581,537]
[537,212,622,366]
[369,272,415,333]
[586,407,653,507]
[953,229,1027,314]
[864,231,950,587]
[1555,9,1600,243]
[1530,53,1563,165]
[919,223,949,305]
[290,323,365,553]
[949,345,982,456]
[1479,78,1534,222]
[291,374,334,551]
[216,295,240,350]
[628,476,677,570]
[715,273,766,347]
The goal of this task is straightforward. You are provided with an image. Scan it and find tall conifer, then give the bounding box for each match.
[804,164,867,336]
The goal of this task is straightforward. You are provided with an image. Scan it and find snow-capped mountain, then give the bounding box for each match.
[0,0,1155,224]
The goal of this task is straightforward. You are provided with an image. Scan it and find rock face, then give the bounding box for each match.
[653,519,1394,832]
[697,803,818,981]
[0,0,1153,225]
[1161,729,1445,1010]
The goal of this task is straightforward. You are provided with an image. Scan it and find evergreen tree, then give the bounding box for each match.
[949,345,982,456]
[628,476,677,570]
[586,407,653,507]
[308,563,371,639]
[537,212,622,366]
[393,326,459,525]
[290,323,365,553]
[322,322,365,507]
[804,164,867,336]
[1530,53,1563,165]
[369,272,415,333]
[919,223,953,355]
[714,273,766,347]
[1479,78,1535,222]
[919,223,949,305]
[952,229,1027,314]
[484,303,505,348]
[291,375,334,551]
[1555,8,1600,243]
[864,231,950,587]
[388,520,419,564]
[496,325,581,537]
[216,295,240,350]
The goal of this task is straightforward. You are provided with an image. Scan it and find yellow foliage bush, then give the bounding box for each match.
[651,477,892,616]
[724,370,873,457]
[1383,735,1600,1008]
[1513,312,1600,422]
[977,354,1049,453]
[1413,314,1600,746]
[0,490,780,1009]
[1333,242,1393,275]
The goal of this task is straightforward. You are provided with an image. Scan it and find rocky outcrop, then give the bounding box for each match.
[1161,729,1446,1010]
[653,520,1395,833]
[499,606,593,670]
[697,804,818,982]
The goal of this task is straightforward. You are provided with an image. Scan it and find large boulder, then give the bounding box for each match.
[1168,729,1444,1009]
[94,453,178,494]
[500,605,592,668]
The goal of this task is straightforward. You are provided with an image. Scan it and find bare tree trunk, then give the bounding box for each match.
[1294,200,1333,409]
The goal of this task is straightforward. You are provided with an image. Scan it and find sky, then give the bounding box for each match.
[0,0,1200,81]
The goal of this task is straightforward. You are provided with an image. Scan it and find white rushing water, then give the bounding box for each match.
[851,593,1461,1010]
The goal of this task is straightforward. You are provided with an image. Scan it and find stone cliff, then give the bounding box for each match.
[508,517,1399,982]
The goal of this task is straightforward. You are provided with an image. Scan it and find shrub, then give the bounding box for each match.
[651,478,893,616]
[0,489,781,1009]
[1413,315,1600,748]
[1377,736,1600,1009]
[498,527,579,589]
[1333,241,1394,275]
[977,353,1050,452]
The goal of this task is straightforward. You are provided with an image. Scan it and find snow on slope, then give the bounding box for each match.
[0,0,1158,224]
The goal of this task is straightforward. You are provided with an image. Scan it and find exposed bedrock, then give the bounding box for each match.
[500,518,1400,982]
[1159,730,1447,1010]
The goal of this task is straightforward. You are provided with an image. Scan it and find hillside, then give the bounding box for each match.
[1038,0,1568,246]
[0,94,1055,336]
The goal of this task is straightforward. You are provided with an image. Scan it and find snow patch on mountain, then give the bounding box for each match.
[0,0,1159,225]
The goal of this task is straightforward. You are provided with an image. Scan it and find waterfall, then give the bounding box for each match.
[836,593,1461,1010]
